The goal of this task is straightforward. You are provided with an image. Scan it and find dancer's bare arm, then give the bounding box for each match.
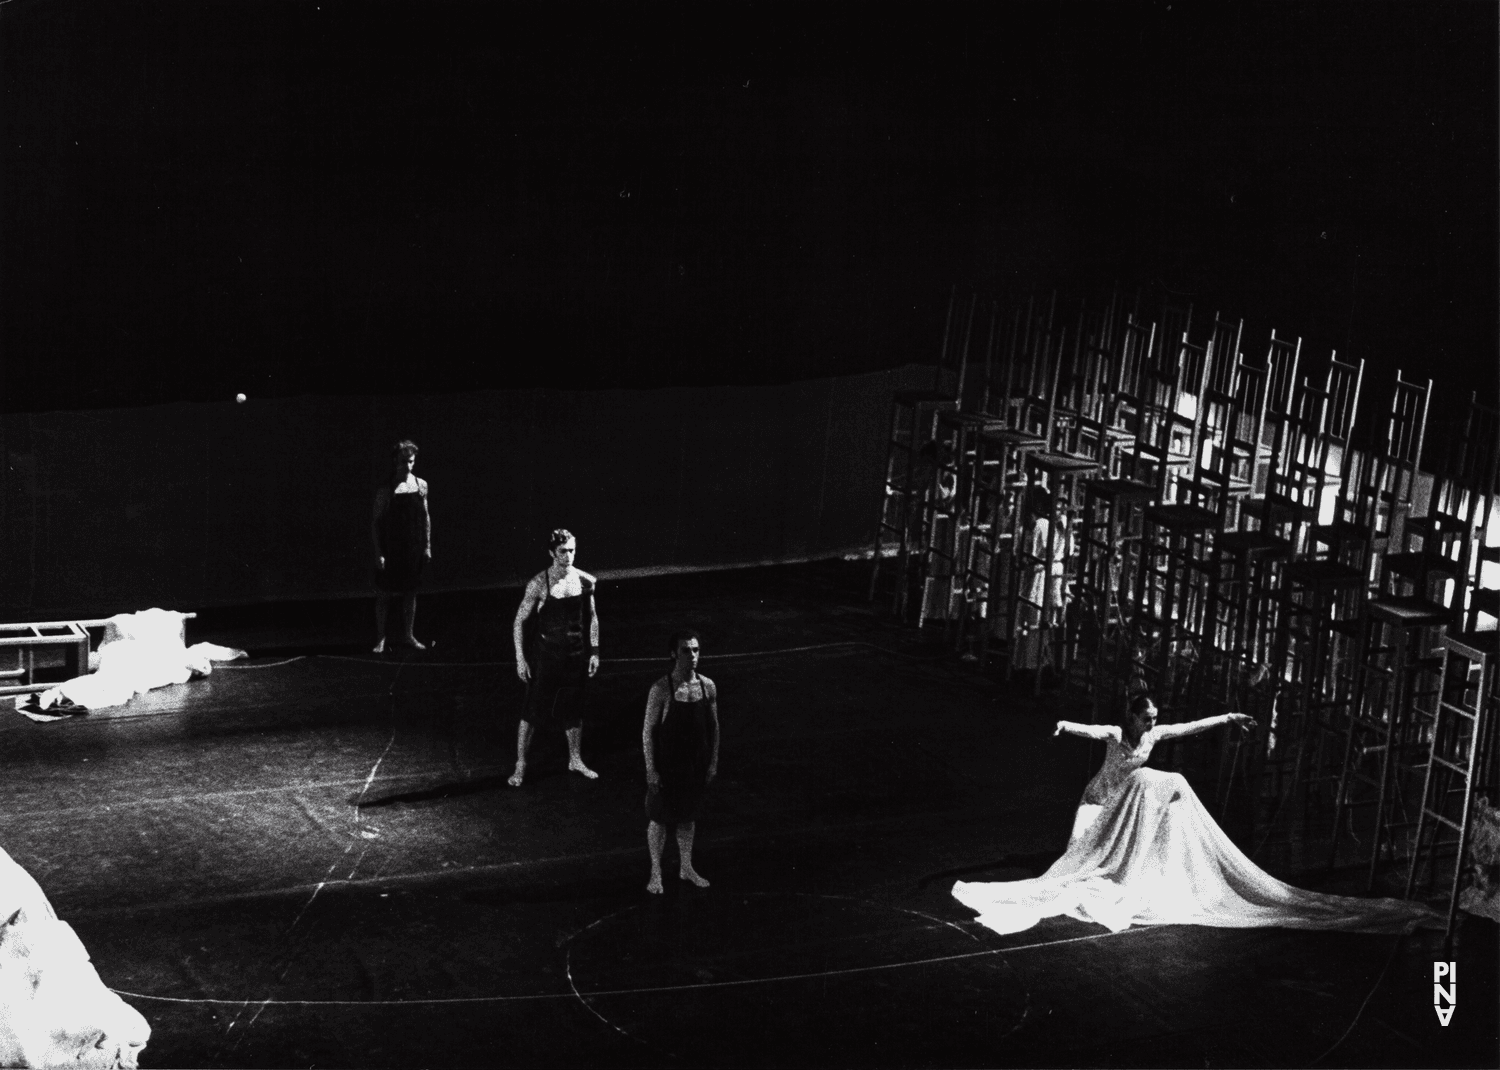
[372,488,390,567]
[581,570,600,677]
[419,478,431,559]
[643,680,668,788]
[1154,713,1254,740]
[1053,721,1119,741]
[512,575,544,682]
[704,677,720,781]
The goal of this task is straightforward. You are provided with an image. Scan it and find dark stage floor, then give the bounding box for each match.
[2,561,1495,1068]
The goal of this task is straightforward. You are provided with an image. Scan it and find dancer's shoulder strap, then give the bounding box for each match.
[655,675,675,721]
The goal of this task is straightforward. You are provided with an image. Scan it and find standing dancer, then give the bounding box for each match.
[1012,483,1068,674]
[509,529,600,786]
[643,630,719,894]
[952,693,1438,935]
[372,439,431,653]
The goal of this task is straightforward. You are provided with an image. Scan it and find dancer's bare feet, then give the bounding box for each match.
[568,758,598,780]
[507,764,525,787]
[679,866,710,888]
[646,872,664,895]
[405,636,427,650]
[372,639,386,654]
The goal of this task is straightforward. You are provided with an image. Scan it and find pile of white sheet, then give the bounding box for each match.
[0,844,151,1067]
[35,609,245,711]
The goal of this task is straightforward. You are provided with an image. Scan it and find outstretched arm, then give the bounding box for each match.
[1053,721,1119,742]
[1153,713,1254,741]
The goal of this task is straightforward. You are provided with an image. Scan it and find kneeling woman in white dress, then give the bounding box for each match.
[952,694,1438,936]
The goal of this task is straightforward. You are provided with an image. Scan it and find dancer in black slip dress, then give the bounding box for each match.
[509,529,600,786]
[372,439,431,652]
[644,630,719,894]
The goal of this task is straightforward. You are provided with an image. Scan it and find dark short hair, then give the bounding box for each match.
[392,439,418,461]
[1126,692,1155,719]
[549,528,575,551]
[668,629,702,656]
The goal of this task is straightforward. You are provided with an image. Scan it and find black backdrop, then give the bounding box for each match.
[4,2,1496,411]
[2,2,1496,616]
[0,367,920,618]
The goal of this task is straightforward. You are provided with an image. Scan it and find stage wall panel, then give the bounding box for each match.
[0,366,931,619]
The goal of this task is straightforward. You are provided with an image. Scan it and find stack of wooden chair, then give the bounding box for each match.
[868,280,1500,925]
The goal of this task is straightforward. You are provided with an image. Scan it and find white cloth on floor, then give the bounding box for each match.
[0,844,151,1067]
[1458,796,1500,923]
[37,609,246,711]
[953,725,1440,936]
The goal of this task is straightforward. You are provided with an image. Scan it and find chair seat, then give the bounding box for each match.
[1383,550,1460,579]
[1400,512,1459,535]
[1470,587,1499,617]
[1446,629,1500,660]
[1215,529,1292,559]
[939,411,1010,430]
[1144,503,1220,531]
[1368,595,1451,627]
[1318,519,1370,543]
[1084,478,1158,503]
[979,429,1047,448]
[893,390,959,406]
[1282,559,1366,588]
[1263,496,1316,521]
[1030,452,1103,476]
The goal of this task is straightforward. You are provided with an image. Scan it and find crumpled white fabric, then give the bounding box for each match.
[1457,796,1500,922]
[953,767,1441,936]
[0,844,151,1067]
[36,609,245,711]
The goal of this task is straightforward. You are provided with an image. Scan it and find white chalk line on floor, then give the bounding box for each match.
[0,764,517,820]
[216,657,308,669]
[109,926,1142,1008]
[65,804,1018,922]
[561,890,1007,1058]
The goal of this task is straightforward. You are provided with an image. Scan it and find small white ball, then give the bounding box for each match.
[235,393,247,403]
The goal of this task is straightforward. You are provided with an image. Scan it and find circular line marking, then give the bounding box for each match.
[109,923,1142,1008]
[216,657,308,670]
[558,891,1031,1056]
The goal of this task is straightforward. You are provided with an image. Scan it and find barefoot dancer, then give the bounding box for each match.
[372,439,431,653]
[509,530,600,786]
[644,631,719,894]
[952,693,1438,935]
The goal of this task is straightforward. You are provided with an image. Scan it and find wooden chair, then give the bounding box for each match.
[1315,371,1432,592]
[869,286,971,612]
[1384,392,1500,620]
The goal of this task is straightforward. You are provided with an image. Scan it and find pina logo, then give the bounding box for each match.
[1433,962,1456,1027]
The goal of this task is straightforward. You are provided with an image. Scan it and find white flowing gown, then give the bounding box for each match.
[952,721,1440,935]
